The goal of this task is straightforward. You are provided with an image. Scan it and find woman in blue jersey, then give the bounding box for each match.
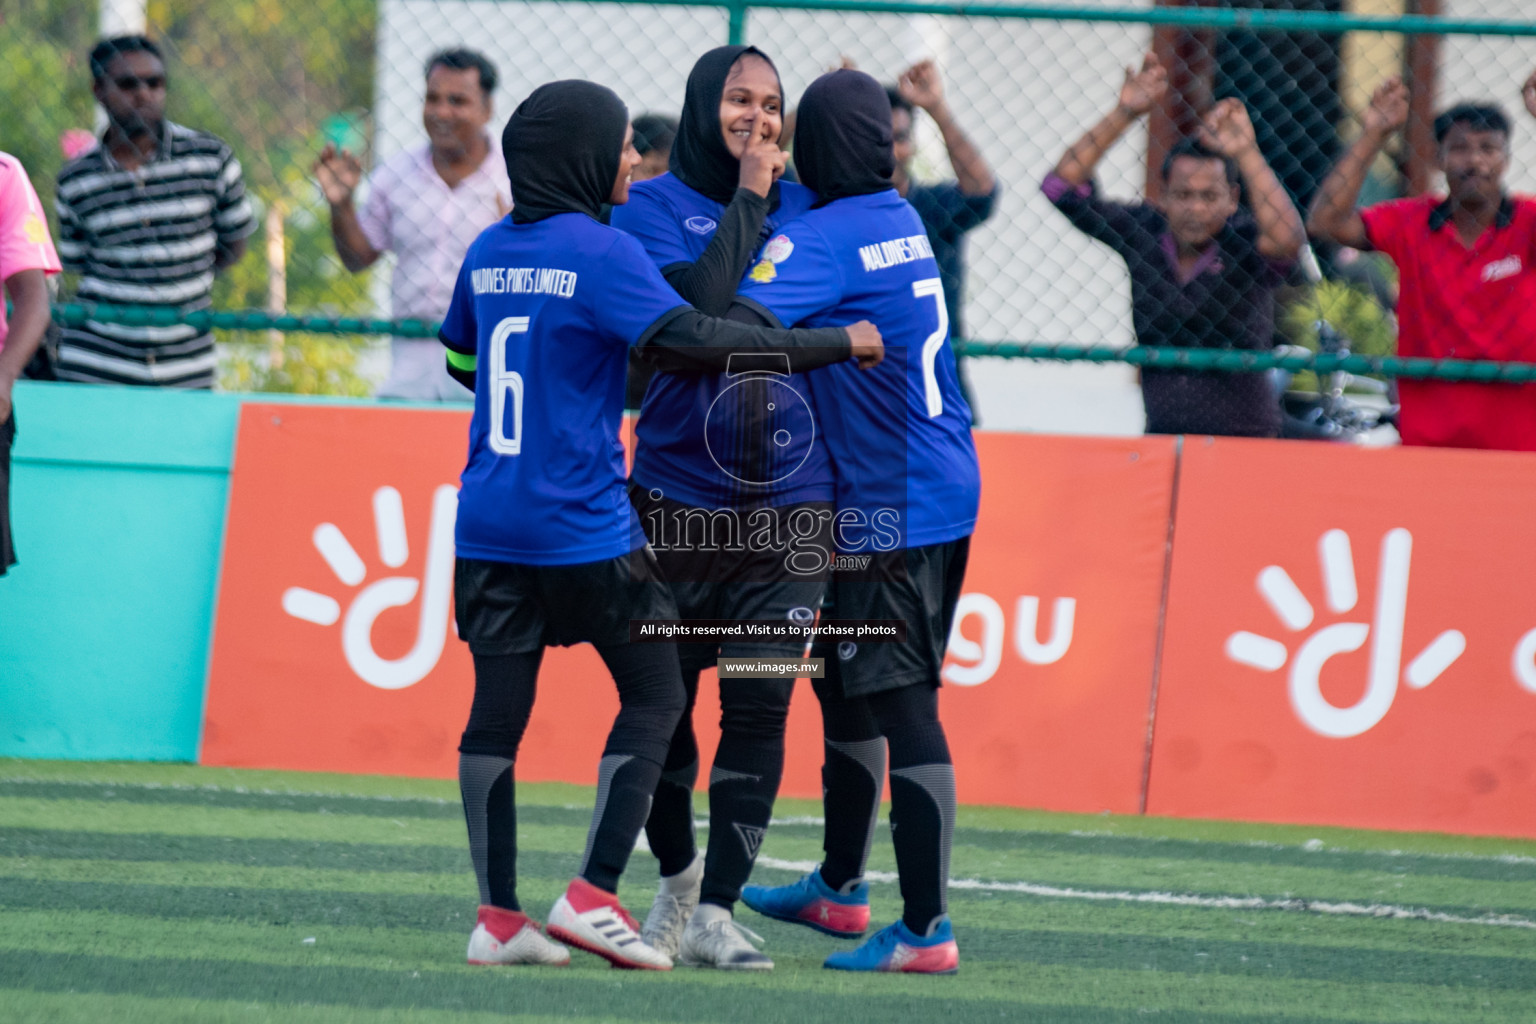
[611,46,838,971]
[438,78,881,972]
[731,69,979,975]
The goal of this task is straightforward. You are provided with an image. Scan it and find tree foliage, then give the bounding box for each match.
[1,0,381,393]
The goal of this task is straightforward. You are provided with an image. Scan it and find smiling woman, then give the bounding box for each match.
[609,45,862,970]
[312,47,510,403]
[718,52,783,163]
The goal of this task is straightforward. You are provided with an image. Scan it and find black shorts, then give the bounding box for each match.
[454,547,679,656]
[631,484,832,673]
[0,413,15,575]
[811,537,971,697]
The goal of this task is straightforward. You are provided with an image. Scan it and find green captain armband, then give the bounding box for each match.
[445,349,477,372]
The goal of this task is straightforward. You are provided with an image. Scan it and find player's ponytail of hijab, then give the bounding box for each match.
[502,79,628,224]
[793,69,895,207]
[670,45,782,206]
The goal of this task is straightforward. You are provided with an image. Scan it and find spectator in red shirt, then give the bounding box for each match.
[1308,76,1536,452]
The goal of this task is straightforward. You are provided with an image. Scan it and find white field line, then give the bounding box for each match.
[752,856,1536,931]
[13,776,1536,928]
[13,776,1532,931]
[10,777,1536,870]
[753,818,1536,869]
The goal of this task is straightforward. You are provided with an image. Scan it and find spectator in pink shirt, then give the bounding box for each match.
[314,49,511,401]
[0,152,62,576]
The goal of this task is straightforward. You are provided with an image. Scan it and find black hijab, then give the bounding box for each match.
[503,80,629,224]
[670,45,781,205]
[793,69,895,207]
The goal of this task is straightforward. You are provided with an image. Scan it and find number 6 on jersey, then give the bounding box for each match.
[489,316,529,455]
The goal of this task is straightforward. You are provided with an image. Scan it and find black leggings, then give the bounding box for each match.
[812,677,940,737]
[645,667,796,897]
[810,680,955,934]
[460,642,684,765]
[459,642,685,903]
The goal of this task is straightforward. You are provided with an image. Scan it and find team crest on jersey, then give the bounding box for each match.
[763,234,794,263]
[749,258,777,283]
[685,215,717,235]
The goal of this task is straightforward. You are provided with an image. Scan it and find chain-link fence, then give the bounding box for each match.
[6,2,1536,435]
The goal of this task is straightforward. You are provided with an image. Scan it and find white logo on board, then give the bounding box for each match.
[281,485,458,690]
[1225,529,1465,738]
[943,594,1076,686]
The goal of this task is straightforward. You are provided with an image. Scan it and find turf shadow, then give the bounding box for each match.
[9,781,1531,886]
[2,875,1532,992]
[0,781,589,827]
[0,828,488,875]
[0,949,1441,1024]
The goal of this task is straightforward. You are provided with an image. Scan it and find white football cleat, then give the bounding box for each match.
[679,903,773,971]
[547,877,673,970]
[466,905,570,966]
[641,852,702,959]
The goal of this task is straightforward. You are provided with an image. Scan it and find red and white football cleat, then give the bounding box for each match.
[547,877,673,970]
[466,905,571,966]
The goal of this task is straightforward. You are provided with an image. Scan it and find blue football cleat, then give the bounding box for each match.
[740,867,870,938]
[823,918,959,974]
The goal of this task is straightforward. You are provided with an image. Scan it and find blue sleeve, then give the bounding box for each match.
[610,186,695,270]
[438,259,476,354]
[593,233,692,346]
[732,222,842,328]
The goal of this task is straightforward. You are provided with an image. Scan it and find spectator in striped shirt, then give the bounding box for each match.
[54,35,254,388]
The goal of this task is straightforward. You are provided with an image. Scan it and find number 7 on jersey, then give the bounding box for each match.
[489,316,528,455]
[912,278,949,418]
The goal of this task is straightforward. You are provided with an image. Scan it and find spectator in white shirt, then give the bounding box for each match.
[314,49,511,400]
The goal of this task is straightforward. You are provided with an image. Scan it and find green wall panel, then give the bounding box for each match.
[0,382,239,760]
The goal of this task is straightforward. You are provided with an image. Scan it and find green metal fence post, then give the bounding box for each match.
[728,0,748,43]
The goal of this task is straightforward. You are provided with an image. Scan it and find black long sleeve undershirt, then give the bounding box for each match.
[444,304,848,394]
[662,188,773,316]
[638,306,849,374]
[625,188,772,404]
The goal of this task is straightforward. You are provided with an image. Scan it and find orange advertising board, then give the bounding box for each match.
[204,405,1175,815]
[937,433,1177,812]
[204,403,636,783]
[1148,437,1536,838]
[204,403,476,777]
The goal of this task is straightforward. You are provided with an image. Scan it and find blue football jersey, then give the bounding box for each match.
[440,213,688,566]
[735,189,980,551]
[611,173,834,509]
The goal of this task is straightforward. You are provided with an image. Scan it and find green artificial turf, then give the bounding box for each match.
[1,759,1533,1023]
